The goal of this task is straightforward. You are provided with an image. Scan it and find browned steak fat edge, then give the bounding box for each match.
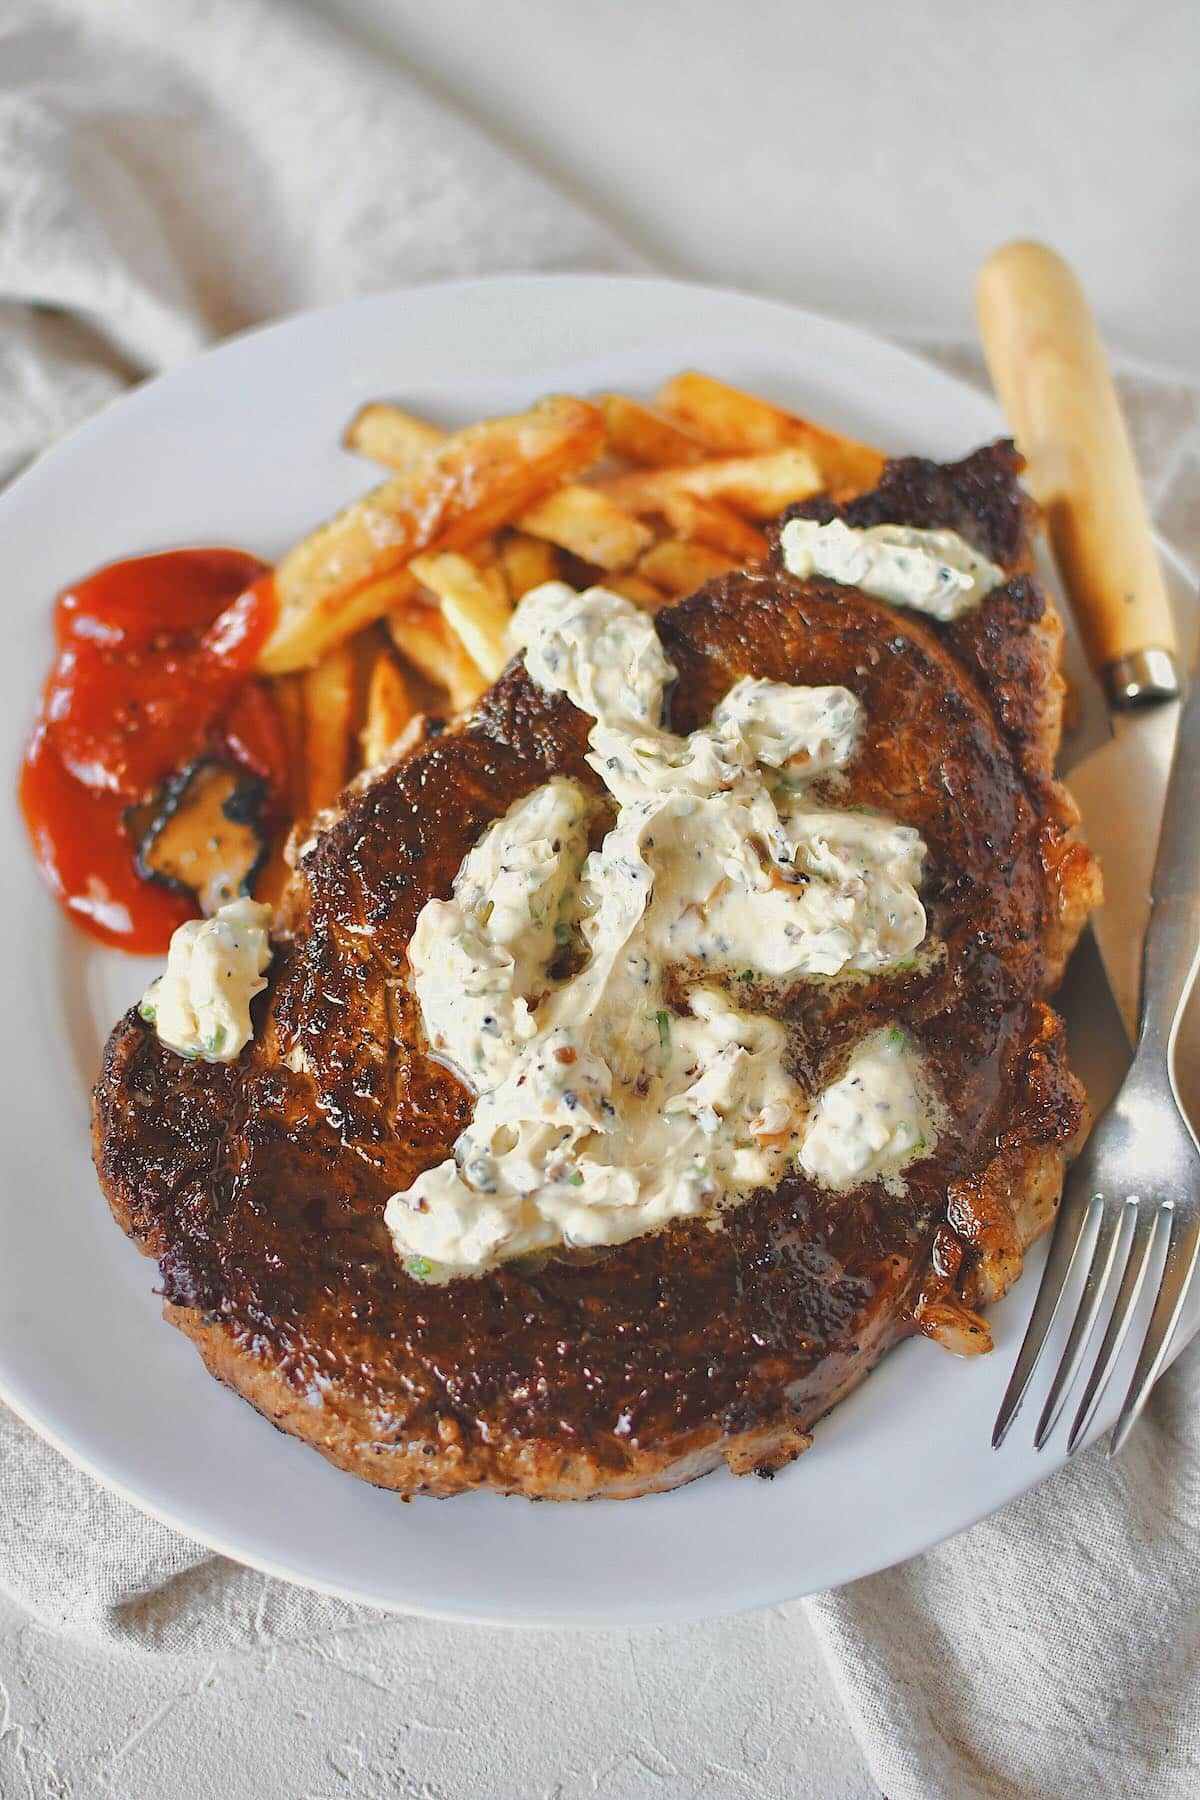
[93,440,1099,1500]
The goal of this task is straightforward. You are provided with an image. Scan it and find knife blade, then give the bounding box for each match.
[1065,703,1178,1040]
[976,242,1182,1042]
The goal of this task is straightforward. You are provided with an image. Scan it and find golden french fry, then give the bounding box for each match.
[600,394,707,467]
[252,395,605,674]
[468,534,500,568]
[250,673,307,908]
[777,422,886,502]
[599,571,668,609]
[656,371,886,499]
[388,601,490,716]
[301,645,356,816]
[599,447,823,519]
[659,493,768,562]
[410,551,513,682]
[516,483,652,571]
[474,560,510,612]
[637,539,736,596]
[458,533,508,600]
[250,569,422,685]
[252,842,290,912]
[665,448,822,515]
[360,648,415,769]
[271,671,308,821]
[497,531,561,600]
[656,370,799,452]
[343,402,446,467]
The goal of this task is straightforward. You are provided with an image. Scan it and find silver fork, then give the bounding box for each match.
[994,664,1200,1457]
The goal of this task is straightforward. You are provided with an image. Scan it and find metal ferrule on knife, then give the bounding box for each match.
[1106,647,1180,709]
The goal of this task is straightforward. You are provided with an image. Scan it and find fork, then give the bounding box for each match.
[994,661,1200,1456]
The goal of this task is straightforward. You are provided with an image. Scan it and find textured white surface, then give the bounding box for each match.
[324,0,1199,377]
[0,1588,873,1799]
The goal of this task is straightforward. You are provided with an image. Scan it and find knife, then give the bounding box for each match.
[975,241,1181,1042]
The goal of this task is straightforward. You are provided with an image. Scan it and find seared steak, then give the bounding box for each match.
[93,442,1100,1499]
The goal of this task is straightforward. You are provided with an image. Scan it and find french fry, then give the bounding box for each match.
[474,561,511,613]
[346,617,384,728]
[663,448,822,516]
[637,539,736,597]
[343,402,446,467]
[252,395,605,674]
[251,673,307,908]
[656,370,800,453]
[599,571,667,609]
[600,394,706,467]
[271,672,308,820]
[301,645,356,816]
[388,601,490,715]
[253,841,291,912]
[410,551,513,682]
[449,536,509,609]
[659,493,768,562]
[468,534,500,568]
[497,531,561,600]
[599,447,823,519]
[360,648,415,769]
[776,422,886,502]
[656,371,886,498]
[516,483,652,571]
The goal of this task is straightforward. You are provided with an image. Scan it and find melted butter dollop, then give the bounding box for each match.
[799,1027,936,1190]
[140,897,272,1062]
[780,516,1004,620]
[386,585,935,1279]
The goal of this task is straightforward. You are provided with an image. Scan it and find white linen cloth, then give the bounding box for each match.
[2,2,1197,1795]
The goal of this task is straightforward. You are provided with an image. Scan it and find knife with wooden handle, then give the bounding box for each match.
[976,241,1184,1040]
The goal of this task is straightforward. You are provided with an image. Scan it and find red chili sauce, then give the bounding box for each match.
[20,549,281,953]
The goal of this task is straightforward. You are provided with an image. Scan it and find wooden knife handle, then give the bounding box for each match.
[976,241,1178,705]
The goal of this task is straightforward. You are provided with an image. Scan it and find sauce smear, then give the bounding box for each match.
[20,548,279,953]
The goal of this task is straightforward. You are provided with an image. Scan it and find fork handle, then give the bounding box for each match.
[1138,668,1200,1060]
[1151,658,1200,906]
[1139,901,1200,1065]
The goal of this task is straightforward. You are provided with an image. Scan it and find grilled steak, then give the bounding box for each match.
[93,441,1100,1499]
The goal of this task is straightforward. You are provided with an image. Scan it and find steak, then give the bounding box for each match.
[93,442,1100,1499]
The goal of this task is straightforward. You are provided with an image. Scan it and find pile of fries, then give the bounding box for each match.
[250,372,886,878]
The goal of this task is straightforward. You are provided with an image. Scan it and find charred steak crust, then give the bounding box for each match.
[93,441,1100,1499]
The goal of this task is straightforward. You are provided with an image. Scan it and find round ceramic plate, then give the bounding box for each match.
[1,276,1194,1626]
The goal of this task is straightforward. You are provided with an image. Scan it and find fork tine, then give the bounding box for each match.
[992,1190,1100,1448]
[1109,1205,1200,1458]
[1066,1205,1160,1452]
[1034,1201,1129,1449]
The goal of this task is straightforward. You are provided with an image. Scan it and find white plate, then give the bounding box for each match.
[1,275,1194,1627]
